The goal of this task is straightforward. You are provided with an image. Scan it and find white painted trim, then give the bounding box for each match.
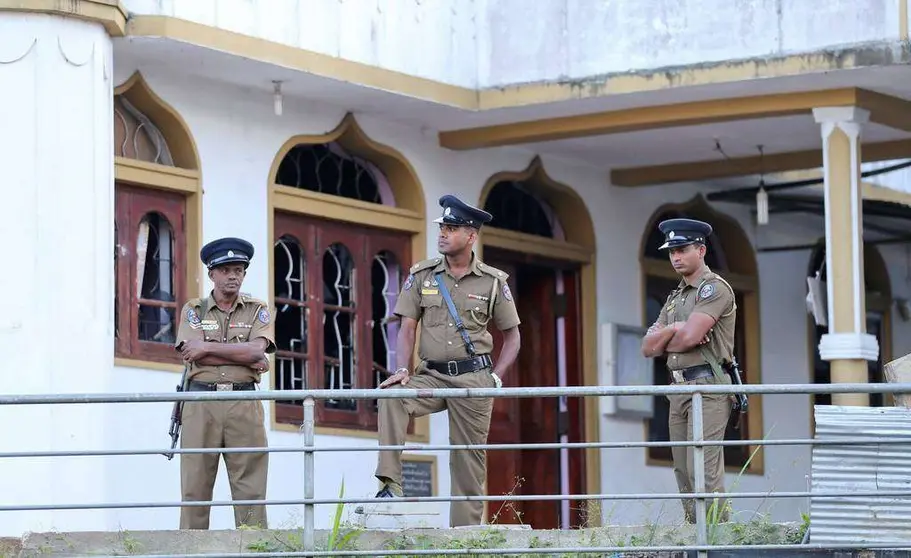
[819,332,880,361]
[845,122,863,333]
[819,123,836,330]
[812,106,870,125]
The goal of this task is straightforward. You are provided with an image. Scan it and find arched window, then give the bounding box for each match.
[808,242,892,407]
[483,180,559,238]
[641,197,763,473]
[270,115,420,431]
[113,72,200,367]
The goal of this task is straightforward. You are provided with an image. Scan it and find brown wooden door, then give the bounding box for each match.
[516,268,560,529]
[485,261,523,523]
[485,261,562,528]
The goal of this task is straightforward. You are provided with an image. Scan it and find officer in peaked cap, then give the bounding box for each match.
[200,237,255,269]
[373,193,521,527]
[174,236,275,530]
[657,218,713,250]
[641,216,739,525]
[433,194,494,229]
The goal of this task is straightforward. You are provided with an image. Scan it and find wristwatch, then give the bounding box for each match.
[490,372,502,389]
[394,367,409,376]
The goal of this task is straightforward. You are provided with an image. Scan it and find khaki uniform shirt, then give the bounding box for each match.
[394,254,521,362]
[655,267,736,370]
[175,293,276,383]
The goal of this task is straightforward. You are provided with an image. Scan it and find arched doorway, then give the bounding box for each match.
[640,196,764,474]
[808,241,892,408]
[266,114,428,440]
[478,157,597,529]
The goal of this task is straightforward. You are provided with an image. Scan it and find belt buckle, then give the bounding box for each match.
[672,370,684,384]
[216,383,233,391]
[446,361,458,376]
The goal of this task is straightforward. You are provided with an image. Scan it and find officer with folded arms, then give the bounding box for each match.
[640,218,737,524]
[174,237,275,530]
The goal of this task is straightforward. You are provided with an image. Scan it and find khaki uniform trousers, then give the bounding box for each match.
[376,367,497,527]
[667,374,732,524]
[180,399,269,529]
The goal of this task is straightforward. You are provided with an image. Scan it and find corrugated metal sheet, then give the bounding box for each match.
[811,405,911,545]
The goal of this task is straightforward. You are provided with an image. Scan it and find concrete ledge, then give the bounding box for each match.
[10,521,807,556]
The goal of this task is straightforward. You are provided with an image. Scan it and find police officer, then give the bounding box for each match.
[175,237,276,530]
[374,194,522,527]
[640,218,736,524]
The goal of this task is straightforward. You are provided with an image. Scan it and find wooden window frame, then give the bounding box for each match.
[273,213,411,431]
[114,183,187,365]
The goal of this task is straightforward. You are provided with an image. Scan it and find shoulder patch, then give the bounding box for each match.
[186,307,201,325]
[698,282,716,301]
[502,282,513,302]
[410,258,441,274]
[478,261,509,281]
[257,307,271,325]
[403,274,415,290]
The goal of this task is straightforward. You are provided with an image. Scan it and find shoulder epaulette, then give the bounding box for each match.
[186,298,203,309]
[409,257,442,274]
[242,294,268,307]
[477,261,509,281]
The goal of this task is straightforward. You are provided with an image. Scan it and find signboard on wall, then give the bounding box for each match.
[401,454,437,497]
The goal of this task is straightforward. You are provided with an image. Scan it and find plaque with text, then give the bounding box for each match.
[401,455,436,497]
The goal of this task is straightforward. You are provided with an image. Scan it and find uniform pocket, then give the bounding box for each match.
[420,295,446,326]
[462,297,491,330]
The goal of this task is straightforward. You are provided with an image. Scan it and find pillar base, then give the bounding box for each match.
[818,332,879,361]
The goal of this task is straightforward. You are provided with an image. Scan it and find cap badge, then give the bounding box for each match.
[227,250,235,257]
[444,207,452,216]
[669,232,676,239]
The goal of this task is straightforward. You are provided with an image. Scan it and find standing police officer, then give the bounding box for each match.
[640,218,736,524]
[374,194,522,527]
[175,237,275,530]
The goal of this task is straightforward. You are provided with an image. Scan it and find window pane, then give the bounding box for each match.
[483,181,554,238]
[138,305,176,344]
[371,251,400,401]
[322,242,356,410]
[136,213,176,344]
[274,236,309,404]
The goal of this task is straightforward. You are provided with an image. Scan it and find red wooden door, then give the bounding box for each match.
[485,262,561,528]
[517,268,559,528]
[485,262,523,523]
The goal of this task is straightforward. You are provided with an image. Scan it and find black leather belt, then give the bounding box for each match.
[426,355,492,376]
[670,364,714,384]
[188,380,256,392]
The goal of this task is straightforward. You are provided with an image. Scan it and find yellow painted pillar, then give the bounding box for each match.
[813,107,879,406]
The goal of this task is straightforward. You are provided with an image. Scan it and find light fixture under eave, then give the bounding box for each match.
[273,81,283,116]
[756,183,769,225]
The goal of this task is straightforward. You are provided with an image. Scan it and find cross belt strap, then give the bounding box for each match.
[435,272,478,357]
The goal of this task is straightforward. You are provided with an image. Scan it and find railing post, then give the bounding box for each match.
[302,396,315,554]
[692,391,708,558]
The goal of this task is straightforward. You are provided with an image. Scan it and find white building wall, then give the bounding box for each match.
[0,12,115,536]
[121,0,903,89]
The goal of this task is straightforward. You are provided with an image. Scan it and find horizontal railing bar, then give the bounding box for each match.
[136,542,911,558]
[2,382,910,405]
[4,436,911,459]
[2,488,909,511]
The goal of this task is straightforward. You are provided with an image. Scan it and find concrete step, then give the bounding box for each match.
[7,521,805,556]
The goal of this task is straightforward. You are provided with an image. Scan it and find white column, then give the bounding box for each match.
[813,107,879,407]
[0,12,113,535]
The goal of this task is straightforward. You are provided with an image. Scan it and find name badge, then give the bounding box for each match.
[421,288,439,296]
[199,320,219,331]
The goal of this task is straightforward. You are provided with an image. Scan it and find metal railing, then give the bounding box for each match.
[2,381,911,557]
